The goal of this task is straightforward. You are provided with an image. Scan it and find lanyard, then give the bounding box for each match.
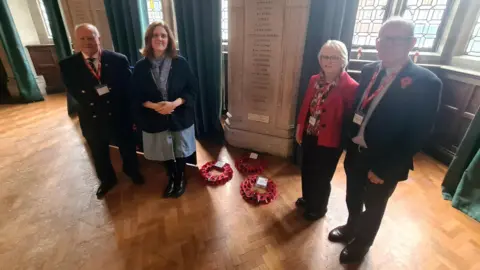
[83,51,102,82]
[360,66,401,110]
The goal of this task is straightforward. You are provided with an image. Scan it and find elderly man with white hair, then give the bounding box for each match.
[59,24,144,199]
[328,17,442,264]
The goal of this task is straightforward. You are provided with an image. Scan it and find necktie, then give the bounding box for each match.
[87,58,97,73]
[362,68,386,112]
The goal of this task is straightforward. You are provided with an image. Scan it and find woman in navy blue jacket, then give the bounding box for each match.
[132,21,198,198]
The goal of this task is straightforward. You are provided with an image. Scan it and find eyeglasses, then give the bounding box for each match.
[320,55,341,62]
[377,36,414,45]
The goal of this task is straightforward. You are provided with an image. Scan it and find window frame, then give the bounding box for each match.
[36,0,53,41]
[146,0,164,24]
[350,0,480,73]
[352,0,454,52]
[465,12,480,56]
[221,0,229,43]
[449,0,480,69]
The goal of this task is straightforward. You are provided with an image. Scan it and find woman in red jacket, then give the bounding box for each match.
[296,40,359,220]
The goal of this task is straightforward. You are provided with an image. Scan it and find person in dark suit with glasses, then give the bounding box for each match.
[328,17,442,264]
[59,24,144,199]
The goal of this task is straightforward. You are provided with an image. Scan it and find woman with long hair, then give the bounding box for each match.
[132,21,198,198]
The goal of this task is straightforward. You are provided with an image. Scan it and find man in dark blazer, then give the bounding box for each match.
[59,24,143,199]
[328,17,442,264]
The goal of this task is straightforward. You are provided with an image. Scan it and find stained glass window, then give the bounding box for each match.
[352,0,451,51]
[352,0,389,47]
[38,0,52,38]
[403,0,449,49]
[466,14,480,57]
[222,0,228,42]
[146,0,163,24]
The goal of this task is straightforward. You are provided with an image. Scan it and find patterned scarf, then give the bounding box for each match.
[150,56,172,100]
[306,72,338,136]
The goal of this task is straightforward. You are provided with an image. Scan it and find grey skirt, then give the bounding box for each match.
[142,125,196,161]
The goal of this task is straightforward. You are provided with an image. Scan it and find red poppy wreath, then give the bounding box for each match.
[240,175,278,205]
[235,155,266,174]
[200,161,234,186]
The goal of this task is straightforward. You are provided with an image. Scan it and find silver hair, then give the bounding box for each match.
[382,16,415,37]
[318,40,349,70]
[75,23,101,37]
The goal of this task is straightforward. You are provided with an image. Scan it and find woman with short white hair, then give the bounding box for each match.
[296,40,359,220]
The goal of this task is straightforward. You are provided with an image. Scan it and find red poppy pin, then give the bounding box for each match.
[401,77,413,89]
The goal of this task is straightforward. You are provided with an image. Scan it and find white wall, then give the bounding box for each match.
[7,0,41,45]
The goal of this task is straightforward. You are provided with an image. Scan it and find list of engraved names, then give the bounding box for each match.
[244,0,284,114]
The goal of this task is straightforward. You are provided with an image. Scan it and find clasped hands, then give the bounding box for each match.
[143,101,176,115]
[368,170,384,185]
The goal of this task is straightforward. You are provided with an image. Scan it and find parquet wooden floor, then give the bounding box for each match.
[1,94,480,270]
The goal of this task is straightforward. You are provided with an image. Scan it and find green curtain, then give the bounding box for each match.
[104,0,149,64]
[293,0,359,163]
[0,0,43,102]
[0,51,10,103]
[43,0,77,114]
[442,108,480,222]
[174,0,223,139]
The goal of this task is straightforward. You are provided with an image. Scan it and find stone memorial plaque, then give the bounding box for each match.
[226,0,309,157]
[243,0,284,117]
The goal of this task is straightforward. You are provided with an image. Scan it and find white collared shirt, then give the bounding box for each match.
[81,51,100,71]
[352,64,403,148]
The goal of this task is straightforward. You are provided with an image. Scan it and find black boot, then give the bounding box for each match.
[173,158,186,198]
[163,160,176,198]
[173,171,186,198]
[163,174,175,198]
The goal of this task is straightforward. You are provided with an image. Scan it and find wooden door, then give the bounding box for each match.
[26,45,65,94]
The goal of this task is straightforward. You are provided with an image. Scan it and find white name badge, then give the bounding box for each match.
[214,161,226,169]
[353,113,364,125]
[309,116,316,126]
[95,85,110,96]
[255,176,268,189]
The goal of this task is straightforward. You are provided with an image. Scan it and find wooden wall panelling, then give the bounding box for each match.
[60,0,113,51]
[26,45,64,94]
[427,71,480,164]
[465,85,480,115]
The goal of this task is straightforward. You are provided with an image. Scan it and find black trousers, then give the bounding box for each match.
[301,134,343,214]
[344,142,398,246]
[85,125,139,185]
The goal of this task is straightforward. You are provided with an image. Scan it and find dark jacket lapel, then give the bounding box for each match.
[376,60,417,106]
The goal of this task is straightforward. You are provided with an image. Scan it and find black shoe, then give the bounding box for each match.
[125,170,145,185]
[163,175,176,198]
[295,198,306,209]
[303,210,326,221]
[96,182,117,199]
[173,172,186,198]
[328,225,355,243]
[339,239,370,264]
